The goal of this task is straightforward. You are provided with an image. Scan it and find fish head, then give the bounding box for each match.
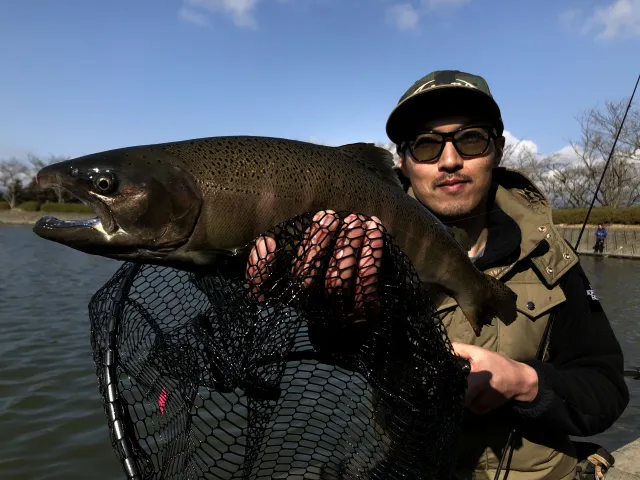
[32,148,203,262]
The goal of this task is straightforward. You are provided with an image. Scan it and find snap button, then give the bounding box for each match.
[527,301,535,311]
[546,233,551,239]
[538,226,547,232]
[546,266,553,274]
[563,253,571,259]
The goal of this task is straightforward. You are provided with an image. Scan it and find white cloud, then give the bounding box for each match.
[178,6,211,26]
[179,0,259,28]
[503,130,583,166]
[554,145,583,165]
[421,0,471,10]
[561,0,640,40]
[386,3,420,30]
[386,0,471,31]
[503,130,539,157]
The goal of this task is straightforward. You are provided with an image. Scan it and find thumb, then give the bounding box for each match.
[451,342,474,360]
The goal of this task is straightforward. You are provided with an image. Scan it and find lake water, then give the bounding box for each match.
[1,224,638,479]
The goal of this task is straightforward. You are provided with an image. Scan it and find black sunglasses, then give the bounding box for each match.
[401,125,498,163]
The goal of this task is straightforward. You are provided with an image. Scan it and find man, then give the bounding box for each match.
[247,70,629,479]
[380,70,629,479]
[594,224,608,254]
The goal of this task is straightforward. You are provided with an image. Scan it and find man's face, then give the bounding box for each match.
[598,224,603,229]
[398,115,504,219]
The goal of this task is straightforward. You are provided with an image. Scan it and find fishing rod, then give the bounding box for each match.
[493,72,640,480]
[574,73,640,249]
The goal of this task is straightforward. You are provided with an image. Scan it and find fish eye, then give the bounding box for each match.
[93,173,116,193]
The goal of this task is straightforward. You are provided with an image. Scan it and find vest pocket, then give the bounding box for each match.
[496,281,566,362]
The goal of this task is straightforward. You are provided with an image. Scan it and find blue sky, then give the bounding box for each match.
[1,0,639,162]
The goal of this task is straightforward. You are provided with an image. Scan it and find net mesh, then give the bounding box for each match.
[88,211,468,480]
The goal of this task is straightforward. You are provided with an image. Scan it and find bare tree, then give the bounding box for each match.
[545,163,594,208]
[500,139,566,205]
[568,98,640,207]
[0,158,30,208]
[502,140,554,187]
[27,154,70,203]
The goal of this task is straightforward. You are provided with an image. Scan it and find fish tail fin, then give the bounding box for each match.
[458,274,518,337]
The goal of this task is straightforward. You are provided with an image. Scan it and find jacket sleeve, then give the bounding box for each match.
[509,263,630,436]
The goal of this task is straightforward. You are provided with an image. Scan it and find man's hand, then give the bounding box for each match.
[245,210,385,315]
[452,342,539,415]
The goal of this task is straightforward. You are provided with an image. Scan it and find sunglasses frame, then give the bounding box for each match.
[401,125,499,163]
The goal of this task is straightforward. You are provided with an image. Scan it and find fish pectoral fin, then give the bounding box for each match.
[337,143,403,189]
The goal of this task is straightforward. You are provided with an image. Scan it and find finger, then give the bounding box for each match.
[246,235,277,302]
[463,371,485,409]
[353,217,384,313]
[325,214,365,295]
[292,210,340,287]
[451,342,474,360]
[466,390,505,415]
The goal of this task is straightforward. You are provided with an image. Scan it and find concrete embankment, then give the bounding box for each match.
[606,437,640,479]
[557,225,640,259]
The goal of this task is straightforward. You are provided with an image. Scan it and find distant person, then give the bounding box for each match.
[594,224,608,254]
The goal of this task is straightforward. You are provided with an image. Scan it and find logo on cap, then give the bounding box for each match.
[412,78,479,97]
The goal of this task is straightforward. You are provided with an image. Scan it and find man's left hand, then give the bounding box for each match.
[452,342,539,415]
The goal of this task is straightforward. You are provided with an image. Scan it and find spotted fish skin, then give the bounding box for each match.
[33,135,517,335]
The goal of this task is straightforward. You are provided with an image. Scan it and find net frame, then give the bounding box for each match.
[88,212,469,480]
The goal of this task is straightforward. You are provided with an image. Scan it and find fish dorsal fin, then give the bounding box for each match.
[338,143,403,189]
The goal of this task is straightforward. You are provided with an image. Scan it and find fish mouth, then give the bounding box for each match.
[34,214,102,230]
[32,173,123,252]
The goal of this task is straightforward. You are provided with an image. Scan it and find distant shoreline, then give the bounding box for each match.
[0,209,95,225]
[2,208,640,229]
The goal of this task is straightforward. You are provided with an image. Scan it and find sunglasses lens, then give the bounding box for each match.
[454,128,491,156]
[410,134,443,162]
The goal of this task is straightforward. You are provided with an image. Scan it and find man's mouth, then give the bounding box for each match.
[435,178,470,191]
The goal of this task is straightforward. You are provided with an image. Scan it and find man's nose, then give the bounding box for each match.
[436,140,463,171]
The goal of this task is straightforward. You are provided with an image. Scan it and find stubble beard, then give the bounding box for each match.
[431,201,476,223]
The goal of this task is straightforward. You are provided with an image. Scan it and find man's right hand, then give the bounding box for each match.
[245,210,386,317]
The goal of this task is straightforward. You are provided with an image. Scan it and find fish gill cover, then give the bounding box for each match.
[87,211,469,480]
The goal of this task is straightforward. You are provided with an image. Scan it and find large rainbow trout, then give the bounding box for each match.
[33,136,517,335]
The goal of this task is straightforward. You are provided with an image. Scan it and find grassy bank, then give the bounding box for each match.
[0,201,93,213]
[0,201,94,225]
[552,206,640,226]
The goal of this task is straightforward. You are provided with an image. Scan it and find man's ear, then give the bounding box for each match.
[494,135,506,167]
[397,150,408,175]
[394,152,412,192]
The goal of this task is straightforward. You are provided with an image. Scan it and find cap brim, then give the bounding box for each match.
[386,86,503,144]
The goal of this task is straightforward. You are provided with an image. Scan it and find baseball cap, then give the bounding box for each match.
[385,70,504,145]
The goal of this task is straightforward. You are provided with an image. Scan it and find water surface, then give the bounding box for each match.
[1,225,638,479]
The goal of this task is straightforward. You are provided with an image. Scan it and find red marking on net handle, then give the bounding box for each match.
[159,388,168,415]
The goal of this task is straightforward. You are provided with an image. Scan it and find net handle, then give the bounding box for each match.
[101,261,143,480]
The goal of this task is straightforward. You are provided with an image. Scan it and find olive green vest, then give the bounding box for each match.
[411,168,580,479]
